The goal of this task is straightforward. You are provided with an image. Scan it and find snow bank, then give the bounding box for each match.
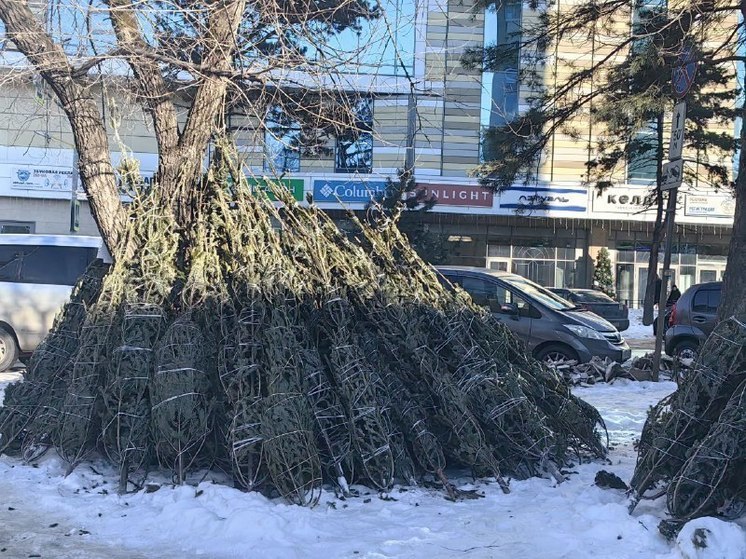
[1,372,743,559]
[676,517,746,559]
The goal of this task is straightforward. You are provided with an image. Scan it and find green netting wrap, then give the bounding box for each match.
[317,297,395,492]
[218,300,265,491]
[101,304,166,490]
[0,167,609,506]
[630,316,746,528]
[152,314,212,484]
[55,308,115,471]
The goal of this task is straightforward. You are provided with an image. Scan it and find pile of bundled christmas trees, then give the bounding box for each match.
[0,169,606,506]
[629,316,746,531]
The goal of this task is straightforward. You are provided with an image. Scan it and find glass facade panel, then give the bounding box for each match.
[487,245,511,257]
[511,260,555,288]
[627,121,658,183]
[336,98,373,173]
[264,107,301,173]
[480,0,522,161]
[699,270,717,283]
[616,264,635,306]
[617,250,635,263]
[316,0,416,76]
[678,266,696,293]
[487,241,579,289]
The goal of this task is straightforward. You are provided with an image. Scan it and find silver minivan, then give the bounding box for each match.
[0,235,101,371]
[437,266,631,365]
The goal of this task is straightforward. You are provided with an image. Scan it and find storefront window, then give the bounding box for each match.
[678,266,696,293]
[486,242,579,288]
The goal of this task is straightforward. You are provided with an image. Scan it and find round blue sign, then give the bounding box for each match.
[672,45,697,99]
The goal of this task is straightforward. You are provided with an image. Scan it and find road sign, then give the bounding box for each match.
[661,159,684,191]
[669,101,686,161]
[672,44,697,99]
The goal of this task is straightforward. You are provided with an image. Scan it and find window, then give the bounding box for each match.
[336,98,373,173]
[0,247,21,282]
[459,276,537,318]
[0,221,34,234]
[627,121,658,183]
[264,106,301,173]
[0,245,96,286]
[692,289,721,314]
[480,0,522,162]
[313,0,415,77]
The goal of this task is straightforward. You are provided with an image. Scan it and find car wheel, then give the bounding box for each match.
[535,344,579,367]
[673,339,699,363]
[0,327,19,372]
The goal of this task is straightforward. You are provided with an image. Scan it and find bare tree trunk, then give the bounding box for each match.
[0,0,125,253]
[167,0,247,222]
[108,0,247,224]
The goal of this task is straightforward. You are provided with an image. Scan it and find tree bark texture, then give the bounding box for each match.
[0,0,126,253]
[166,0,248,222]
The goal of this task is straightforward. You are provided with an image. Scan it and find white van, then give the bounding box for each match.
[0,235,101,371]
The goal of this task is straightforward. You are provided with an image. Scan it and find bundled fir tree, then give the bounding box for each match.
[0,0,606,507]
[0,165,609,504]
[592,248,616,299]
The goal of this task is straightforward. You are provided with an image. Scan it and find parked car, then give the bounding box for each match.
[0,235,102,371]
[436,266,631,365]
[549,288,630,332]
[665,281,722,361]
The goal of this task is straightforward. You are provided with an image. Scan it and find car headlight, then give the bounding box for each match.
[564,324,606,340]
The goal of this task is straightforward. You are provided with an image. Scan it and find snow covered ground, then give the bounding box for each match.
[1,372,745,559]
[624,308,654,342]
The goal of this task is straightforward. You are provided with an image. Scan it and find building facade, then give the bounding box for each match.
[0,0,737,307]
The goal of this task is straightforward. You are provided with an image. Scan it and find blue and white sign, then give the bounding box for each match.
[313,179,388,204]
[498,185,587,213]
[672,44,697,99]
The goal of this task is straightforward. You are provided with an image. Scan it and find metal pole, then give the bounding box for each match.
[405,90,416,175]
[651,186,677,380]
[70,149,80,232]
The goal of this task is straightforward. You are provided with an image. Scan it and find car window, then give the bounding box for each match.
[0,246,22,282]
[457,276,538,318]
[19,246,97,286]
[461,277,500,307]
[500,275,575,310]
[692,289,720,314]
[573,290,615,303]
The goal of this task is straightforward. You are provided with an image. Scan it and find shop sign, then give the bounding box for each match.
[499,185,587,213]
[313,179,388,203]
[592,188,656,214]
[247,177,305,201]
[11,165,77,193]
[414,183,493,207]
[684,194,735,218]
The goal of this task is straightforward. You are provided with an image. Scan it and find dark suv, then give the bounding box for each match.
[437,266,631,365]
[665,281,721,360]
